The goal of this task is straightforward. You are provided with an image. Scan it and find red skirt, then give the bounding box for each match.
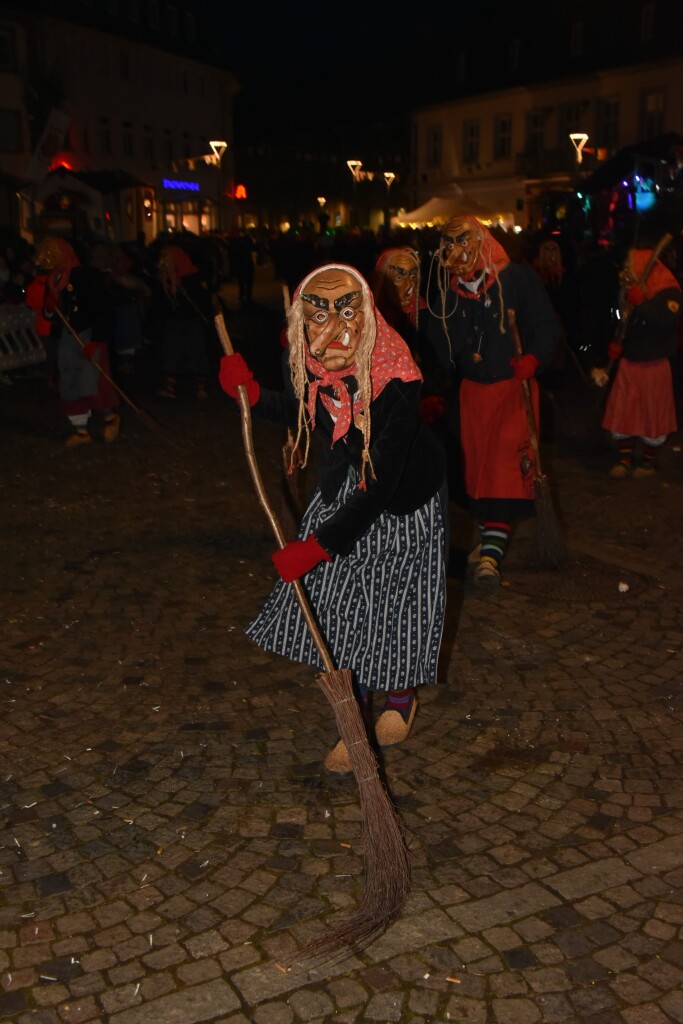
[602,358,677,438]
[460,378,538,501]
[61,342,119,415]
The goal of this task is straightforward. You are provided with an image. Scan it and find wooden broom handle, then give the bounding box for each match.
[508,308,543,479]
[214,314,335,674]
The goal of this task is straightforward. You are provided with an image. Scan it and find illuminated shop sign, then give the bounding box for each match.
[162,178,200,192]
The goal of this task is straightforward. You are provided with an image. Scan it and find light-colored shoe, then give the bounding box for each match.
[324,739,352,774]
[375,697,417,747]
[473,559,501,588]
[609,463,630,478]
[65,430,92,448]
[633,465,655,478]
[103,413,120,443]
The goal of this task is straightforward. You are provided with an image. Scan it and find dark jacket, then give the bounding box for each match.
[255,374,446,556]
[423,263,559,382]
[622,287,682,362]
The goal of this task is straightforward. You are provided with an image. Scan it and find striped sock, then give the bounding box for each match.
[478,521,511,568]
[384,687,415,721]
[642,442,658,467]
[616,436,635,467]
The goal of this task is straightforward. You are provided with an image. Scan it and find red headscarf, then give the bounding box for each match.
[36,237,80,298]
[628,249,679,297]
[159,245,199,296]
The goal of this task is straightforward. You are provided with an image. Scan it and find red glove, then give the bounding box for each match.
[607,340,623,362]
[82,341,98,360]
[420,395,446,424]
[626,284,645,306]
[509,353,539,380]
[218,352,260,406]
[271,535,332,582]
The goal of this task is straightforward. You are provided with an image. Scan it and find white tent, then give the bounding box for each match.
[396,193,497,226]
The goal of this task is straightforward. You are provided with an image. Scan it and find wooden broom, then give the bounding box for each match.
[508,308,567,570]
[214,313,410,964]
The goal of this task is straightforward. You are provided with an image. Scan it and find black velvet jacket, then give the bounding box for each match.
[254,375,446,557]
[423,263,559,382]
[622,287,682,362]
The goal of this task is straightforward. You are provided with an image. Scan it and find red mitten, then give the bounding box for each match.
[509,353,539,380]
[626,284,645,306]
[607,340,623,362]
[82,341,98,360]
[420,395,446,424]
[218,352,260,406]
[271,535,332,582]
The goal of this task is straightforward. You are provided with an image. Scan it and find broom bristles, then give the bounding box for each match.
[284,668,411,966]
[533,476,567,570]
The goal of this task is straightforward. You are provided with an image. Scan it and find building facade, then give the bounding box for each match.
[0,0,237,243]
[405,0,682,233]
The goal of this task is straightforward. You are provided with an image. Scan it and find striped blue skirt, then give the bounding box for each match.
[246,470,447,691]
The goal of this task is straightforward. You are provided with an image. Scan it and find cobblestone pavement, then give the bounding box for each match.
[1,268,682,1023]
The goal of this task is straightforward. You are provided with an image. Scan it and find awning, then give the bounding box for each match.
[396,193,502,225]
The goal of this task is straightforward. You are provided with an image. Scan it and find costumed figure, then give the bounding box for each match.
[157,245,213,399]
[35,237,120,448]
[219,264,447,773]
[424,216,558,587]
[593,245,682,477]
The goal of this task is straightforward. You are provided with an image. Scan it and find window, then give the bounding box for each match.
[641,2,655,41]
[147,0,159,29]
[0,109,21,152]
[493,114,512,160]
[425,125,442,169]
[122,120,134,157]
[570,21,583,57]
[559,102,584,145]
[462,119,480,164]
[640,89,664,139]
[166,4,178,34]
[598,97,619,150]
[99,116,112,155]
[526,110,545,154]
[0,28,17,71]
[144,124,155,164]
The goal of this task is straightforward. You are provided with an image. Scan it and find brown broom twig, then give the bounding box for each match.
[508,308,567,570]
[214,312,410,964]
[54,308,180,448]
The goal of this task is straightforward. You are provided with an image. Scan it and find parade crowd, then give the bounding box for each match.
[2,215,682,771]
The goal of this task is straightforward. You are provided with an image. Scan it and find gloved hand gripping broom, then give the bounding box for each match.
[214,313,410,964]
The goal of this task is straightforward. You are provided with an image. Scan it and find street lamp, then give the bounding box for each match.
[317,196,326,207]
[382,172,396,228]
[569,132,589,165]
[347,160,362,227]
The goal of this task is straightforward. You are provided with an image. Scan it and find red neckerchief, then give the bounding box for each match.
[305,307,422,444]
